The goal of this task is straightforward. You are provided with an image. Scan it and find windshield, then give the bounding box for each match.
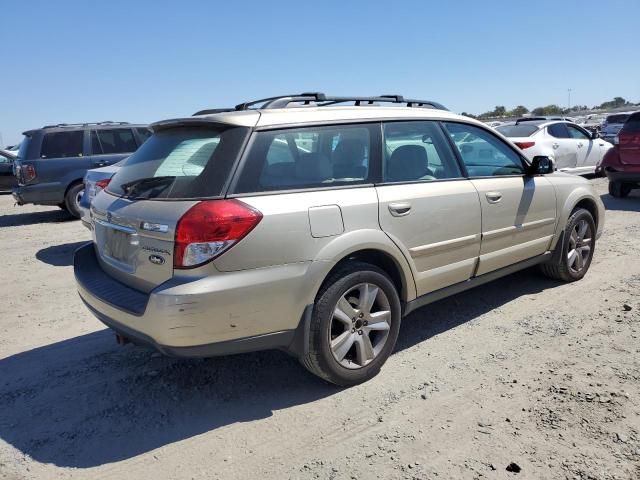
[495,124,539,137]
[106,125,249,200]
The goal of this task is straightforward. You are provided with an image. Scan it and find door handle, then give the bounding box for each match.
[577,142,583,148]
[552,143,559,149]
[486,192,502,204]
[388,202,412,217]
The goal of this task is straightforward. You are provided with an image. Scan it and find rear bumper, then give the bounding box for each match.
[605,169,640,184]
[12,182,64,205]
[74,243,318,357]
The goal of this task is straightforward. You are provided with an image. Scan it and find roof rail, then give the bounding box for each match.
[192,108,236,116]
[42,121,131,129]
[229,93,448,111]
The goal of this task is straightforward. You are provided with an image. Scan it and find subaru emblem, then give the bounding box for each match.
[148,254,165,265]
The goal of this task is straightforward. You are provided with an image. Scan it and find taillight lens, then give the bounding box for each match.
[19,164,37,183]
[514,141,535,149]
[174,199,262,269]
[95,178,111,192]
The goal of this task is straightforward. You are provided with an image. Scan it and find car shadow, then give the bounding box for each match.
[36,241,90,266]
[0,268,561,469]
[600,191,640,212]
[0,208,76,228]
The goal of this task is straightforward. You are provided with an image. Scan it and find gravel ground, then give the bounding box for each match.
[1,178,639,480]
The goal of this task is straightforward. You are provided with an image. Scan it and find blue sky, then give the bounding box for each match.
[1,0,638,146]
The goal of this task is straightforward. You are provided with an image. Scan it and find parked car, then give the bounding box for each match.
[576,114,606,135]
[600,113,634,144]
[12,122,151,217]
[496,120,612,176]
[79,161,123,228]
[0,149,17,192]
[600,111,640,197]
[74,93,604,386]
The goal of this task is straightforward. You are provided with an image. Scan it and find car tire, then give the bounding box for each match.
[57,203,69,212]
[609,181,631,198]
[540,208,596,282]
[301,262,402,387]
[64,183,84,218]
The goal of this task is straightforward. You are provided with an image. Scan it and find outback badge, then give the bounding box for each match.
[148,254,165,265]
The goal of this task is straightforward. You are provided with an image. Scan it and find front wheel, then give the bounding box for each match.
[301,262,402,386]
[540,208,596,282]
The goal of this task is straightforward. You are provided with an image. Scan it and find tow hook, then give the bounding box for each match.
[115,334,130,346]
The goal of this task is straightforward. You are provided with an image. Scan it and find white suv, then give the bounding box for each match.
[74,93,605,386]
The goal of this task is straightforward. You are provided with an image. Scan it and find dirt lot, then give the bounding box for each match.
[0,178,639,480]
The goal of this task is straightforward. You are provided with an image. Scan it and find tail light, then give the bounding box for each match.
[19,164,37,183]
[514,141,535,149]
[174,199,262,269]
[95,178,111,192]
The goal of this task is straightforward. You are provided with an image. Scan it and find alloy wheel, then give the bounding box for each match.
[567,219,593,274]
[329,282,392,369]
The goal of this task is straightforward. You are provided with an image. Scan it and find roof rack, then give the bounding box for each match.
[192,108,236,116]
[42,121,131,129]
[229,92,447,111]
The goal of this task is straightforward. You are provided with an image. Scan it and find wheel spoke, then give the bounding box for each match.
[570,229,578,247]
[576,250,585,270]
[358,284,379,316]
[369,310,391,325]
[337,296,358,321]
[331,331,355,361]
[333,305,353,327]
[567,249,578,268]
[355,334,375,366]
[577,220,588,241]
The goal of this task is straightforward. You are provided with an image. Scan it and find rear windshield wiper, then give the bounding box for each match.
[120,176,176,198]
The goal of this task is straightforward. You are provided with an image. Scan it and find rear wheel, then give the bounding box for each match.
[301,262,401,386]
[609,181,631,198]
[540,208,595,282]
[64,183,84,218]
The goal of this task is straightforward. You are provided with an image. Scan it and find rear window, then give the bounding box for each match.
[91,128,138,155]
[40,131,84,158]
[17,136,31,160]
[606,114,630,124]
[495,124,539,137]
[234,124,373,194]
[621,113,640,133]
[136,127,152,143]
[106,125,249,200]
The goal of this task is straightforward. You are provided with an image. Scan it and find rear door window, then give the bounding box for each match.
[106,125,249,200]
[40,131,84,158]
[91,129,138,154]
[234,124,373,194]
[567,125,590,140]
[547,123,571,139]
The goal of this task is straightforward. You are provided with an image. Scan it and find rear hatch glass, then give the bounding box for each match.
[495,124,539,137]
[106,125,249,200]
[606,114,630,125]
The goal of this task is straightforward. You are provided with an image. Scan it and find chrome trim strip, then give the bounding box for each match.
[482,217,555,240]
[94,218,137,235]
[409,234,480,258]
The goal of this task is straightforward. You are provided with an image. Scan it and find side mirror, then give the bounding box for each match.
[529,156,555,175]
[591,131,600,139]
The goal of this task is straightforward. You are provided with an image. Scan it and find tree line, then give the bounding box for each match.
[462,97,638,120]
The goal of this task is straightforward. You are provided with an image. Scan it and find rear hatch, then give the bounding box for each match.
[618,112,640,165]
[92,122,251,293]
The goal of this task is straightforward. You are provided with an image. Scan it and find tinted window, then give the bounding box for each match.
[443,122,525,177]
[547,123,571,139]
[91,129,138,154]
[40,131,84,158]
[383,121,461,182]
[107,126,249,200]
[235,124,372,193]
[136,127,152,143]
[495,124,539,137]
[607,114,630,124]
[567,125,590,140]
[621,113,640,133]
